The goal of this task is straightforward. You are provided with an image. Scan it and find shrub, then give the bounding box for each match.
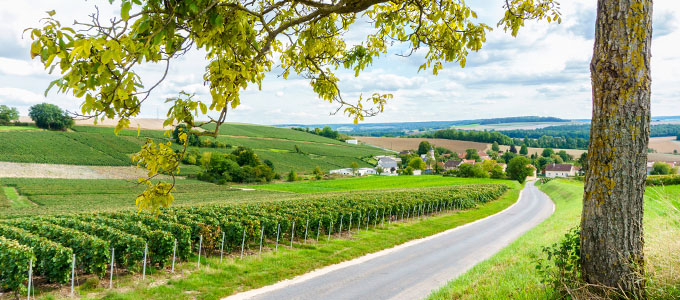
[536,227,582,297]
[507,156,533,183]
[287,170,298,182]
[646,175,680,186]
[172,124,200,146]
[28,103,74,130]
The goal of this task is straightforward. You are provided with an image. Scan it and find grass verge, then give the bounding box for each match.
[74,183,521,300]
[428,179,680,300]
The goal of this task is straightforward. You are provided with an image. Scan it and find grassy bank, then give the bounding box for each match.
[75,183,521,300]
[428,180,680,299]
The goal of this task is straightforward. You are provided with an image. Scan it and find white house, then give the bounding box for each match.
[329,167,376,176]
[346,139,358,145]
[544,163,576,178]
[376,157,399,175]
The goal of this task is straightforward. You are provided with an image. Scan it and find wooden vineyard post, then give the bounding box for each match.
[142,243,148,280]
[290,221,295,248]
[197,235,203,268]
[220,232,225,263]
[259,226,264,255]
[304,219,309,243]
[172,239,177,273]
[240,229,246,259]
[109,247,114,289]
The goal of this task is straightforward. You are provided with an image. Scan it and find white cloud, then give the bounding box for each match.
[0,0,678,125]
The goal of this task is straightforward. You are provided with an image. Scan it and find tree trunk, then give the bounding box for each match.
[581,0,652,296]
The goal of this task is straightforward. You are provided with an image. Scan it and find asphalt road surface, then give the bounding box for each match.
[226,182,555,300]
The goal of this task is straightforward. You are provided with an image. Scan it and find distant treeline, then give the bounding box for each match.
[501,124,680,140]
[474,116,568,125]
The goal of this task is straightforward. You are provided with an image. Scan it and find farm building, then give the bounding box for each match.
[376,157,399,174]
[345,139,358,145]
[544,163,576,178]
[329,168,377,176]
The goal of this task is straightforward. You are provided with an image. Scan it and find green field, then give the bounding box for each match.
[252,175,515,193]
[0,125,40,131]
[0,178,286,218]
[0,131,145,165]
[428,180,680,299]
[0,123,389,173]
[202,122,347,144]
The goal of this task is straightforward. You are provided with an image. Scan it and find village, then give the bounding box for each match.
[331,140,680,180]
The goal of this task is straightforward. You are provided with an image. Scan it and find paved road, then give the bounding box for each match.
[226,182,554,300]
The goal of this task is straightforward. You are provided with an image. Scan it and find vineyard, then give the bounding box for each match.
[0,184,507,294]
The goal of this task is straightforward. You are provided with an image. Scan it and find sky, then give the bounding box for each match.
[0,0,678,125]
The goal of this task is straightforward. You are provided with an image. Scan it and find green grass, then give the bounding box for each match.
[1,186,34,208]
[252,175,516,193]
[202,122,347,144]
[428,180,680,299]
[0,125,40,131]
[0,178,287,218]
[78,182,521,300]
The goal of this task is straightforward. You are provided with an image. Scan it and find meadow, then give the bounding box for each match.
[202,122,347,144]
[428,180,680,299]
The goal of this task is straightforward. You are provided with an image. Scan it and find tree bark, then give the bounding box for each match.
[581,0,652,296]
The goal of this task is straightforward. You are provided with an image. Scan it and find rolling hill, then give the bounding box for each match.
[0,122,391,174]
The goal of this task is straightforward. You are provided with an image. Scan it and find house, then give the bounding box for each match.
[413,169,422,176]
[345,139,358,145]
[377,157,399,174]
[462,159,476,165]
[329,168,376,176]
[444,160,462,170]
[478,151,491,161]
[544,163,576,178]
[399,150,412,156]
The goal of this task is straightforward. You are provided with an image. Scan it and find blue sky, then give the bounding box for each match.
[0,0,678,125]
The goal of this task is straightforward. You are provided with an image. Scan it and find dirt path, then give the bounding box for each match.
[0,162,171,180]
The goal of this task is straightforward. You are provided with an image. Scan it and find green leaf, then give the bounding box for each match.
[46,10,56,17]
[121,2,131,21]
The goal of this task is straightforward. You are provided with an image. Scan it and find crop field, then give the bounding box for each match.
[252,175,518,193]
[0,184,508,294]
[203,122,347,144]
[649,136,680,154]
[0,123,388,174]
[0,131,145,166]
[0,178,285,218]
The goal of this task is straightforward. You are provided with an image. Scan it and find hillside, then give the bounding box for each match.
[0,122,390,174]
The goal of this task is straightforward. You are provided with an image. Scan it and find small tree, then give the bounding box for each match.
[375,166,384,175]
[465,149,480,161]
[408,157,426,170]
[313,166,324,180]
[0,105,19,124]
[507,156,533,183]
[28,103,74,130]
[578,152,588,174]
[509,145,518,154]
[287,170,298,182]
[350,162,359,175]
[501,152,517,164]
[490,165,505,179]
[491,141,500,152]
[557,150,571,162]
[172,124,200,146]
[520,144,529,155]
[417,141,431,155]
[650,162,672,175]
[541,148,555,158]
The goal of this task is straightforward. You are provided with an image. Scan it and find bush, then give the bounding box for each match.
[455,163,488,178]
[172,124,200,146]
[28,103,74,130]
[536,227,582,297]
[646,175,680,186]
[287,170,298,182]
[650,162,672,175]
[507,156,533,183]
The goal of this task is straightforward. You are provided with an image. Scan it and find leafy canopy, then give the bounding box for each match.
[28,0,559,212]
[0,105,19,124]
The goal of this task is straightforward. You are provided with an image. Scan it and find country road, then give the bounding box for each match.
[226,182,555,300]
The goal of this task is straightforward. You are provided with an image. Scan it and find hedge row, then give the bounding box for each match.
[646,175,680,186]
[0,224,72,283]
[0,236,35,292]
